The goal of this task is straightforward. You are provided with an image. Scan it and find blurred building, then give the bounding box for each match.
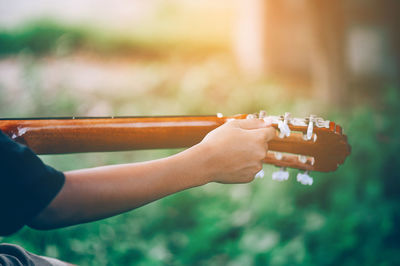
[234,0,400,104]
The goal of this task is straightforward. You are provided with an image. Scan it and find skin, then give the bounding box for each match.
[29,118,276,230]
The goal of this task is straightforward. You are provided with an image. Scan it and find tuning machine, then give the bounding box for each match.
[302,114,316,141]
[255,169,265,179]
[258,110,267,119]
[272,167,289,182]
[296,171,313,185]
[278,112,291,138]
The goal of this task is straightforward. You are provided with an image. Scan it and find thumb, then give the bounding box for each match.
[236,118,268,130]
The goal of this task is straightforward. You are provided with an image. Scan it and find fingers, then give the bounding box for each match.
[228,118,274,135]
[230,118,268,130]
[251,127,276,160]
[251,126,277,142]
[227,118,276,144]
[264,127,277,142]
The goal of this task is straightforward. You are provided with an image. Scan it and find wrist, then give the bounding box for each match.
[182,142,215,186]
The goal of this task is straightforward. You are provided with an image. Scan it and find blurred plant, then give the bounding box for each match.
[1,83,399,265]
[0,19,228,58]
[0,20,85,56]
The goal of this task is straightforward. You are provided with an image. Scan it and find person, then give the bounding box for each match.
[0,118,275,265]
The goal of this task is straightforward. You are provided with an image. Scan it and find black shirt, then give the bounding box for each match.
[0,130,65,236]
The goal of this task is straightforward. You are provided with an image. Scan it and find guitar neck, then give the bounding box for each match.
[0,115,245,154]
[0,114,351,173]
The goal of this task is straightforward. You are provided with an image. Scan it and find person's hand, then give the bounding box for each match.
[198,118,276,184]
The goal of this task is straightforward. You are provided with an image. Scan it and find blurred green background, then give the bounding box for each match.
[1,0,399,265]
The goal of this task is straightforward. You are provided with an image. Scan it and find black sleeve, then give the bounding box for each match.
[0,131,65,236]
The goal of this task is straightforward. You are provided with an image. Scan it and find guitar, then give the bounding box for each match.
[0,111,350,185]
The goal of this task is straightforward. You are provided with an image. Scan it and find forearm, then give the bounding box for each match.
[29,118,275,230]
[30,144,211,230]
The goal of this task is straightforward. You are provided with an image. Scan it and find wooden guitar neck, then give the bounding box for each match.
[0,113,351,173]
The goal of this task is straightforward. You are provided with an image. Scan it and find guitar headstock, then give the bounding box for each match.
[245,111,351,185]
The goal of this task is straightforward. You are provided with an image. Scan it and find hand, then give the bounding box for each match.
[198,118,276,184]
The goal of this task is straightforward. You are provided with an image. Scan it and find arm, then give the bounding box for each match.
[29,119,275,230]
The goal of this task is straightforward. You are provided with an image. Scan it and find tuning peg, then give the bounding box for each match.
[272,167,289,182]
[298,155,307,164]
[259,110,267,119]
[296,171,313,185]
[255,169,265,179]
[306,115,316,140]
[275,152,283,160]
[278,113,291,138]
[278,121,285,138]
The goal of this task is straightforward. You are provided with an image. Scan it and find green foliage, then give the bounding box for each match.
[0,19,228,58]
[0,20,85,56]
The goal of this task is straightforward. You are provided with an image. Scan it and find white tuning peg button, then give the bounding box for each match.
[275,152,283,160]
[296,171,313,185]
[255,169,265,179]
[283,112,291,137]
[278,120,285,138]
[259,110,267,119]
[272,168,289,182]
[298,155,307,164]
[306,115,316,140]
[278,121,291,138]
[284,124,290,137]
[278,113,291,138]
